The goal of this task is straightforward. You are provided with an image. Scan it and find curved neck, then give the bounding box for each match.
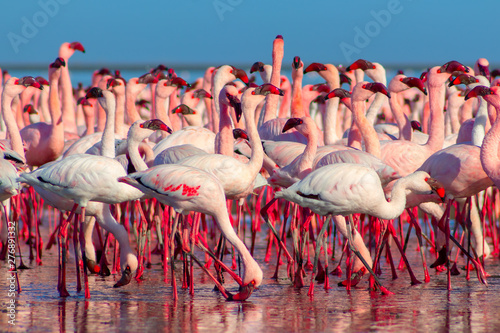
[480,104,500,185]
[242,96,264,176]
[377,177,409,220]
[213,206,257,284]
[352,100,381,158]
[127,132,148,172]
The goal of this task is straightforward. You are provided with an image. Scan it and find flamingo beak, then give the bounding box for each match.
[366,82,391,98]
[426,178,446,202]
[464,86,492,100]
[233,128,249,140]
[346,59,375,72]
[401,77,427,95]
[113,265,132,288]
[303,62,327,74]
[292,56,302,70]
[69,41,85,53]
[282,118,303,133]
[226,282,256,301]
[325,88,352,101]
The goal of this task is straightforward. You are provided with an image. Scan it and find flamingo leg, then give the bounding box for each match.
[345,215,393,295]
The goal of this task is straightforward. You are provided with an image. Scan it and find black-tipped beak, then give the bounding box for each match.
[226,283,256,301]
[282,118,303,133]
[113,266,132,288]
[464,85,492,101]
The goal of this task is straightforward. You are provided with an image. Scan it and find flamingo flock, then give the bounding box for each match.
[2,37,500,302]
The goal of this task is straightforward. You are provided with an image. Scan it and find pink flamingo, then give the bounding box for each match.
[119,164,263,300]
[380,61,470,177]
[275,163,444,292]
[58,42,85,139]
[20,58,66,167]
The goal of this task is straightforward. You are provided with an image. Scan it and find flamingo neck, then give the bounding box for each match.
[389,92,412,140]
[83,106,95,135]
[1,89,25,158]
[127,126,149,172]
[352,100,381,158]
[365,92,386,125]
[480,104,500,186]
[471,96,488,146]
[291,72,304,118]
[242,97,264,176]
[426,77,446,152]
[100,95,116,158]
[213,207,258,284]
[125,88,141,125]
[278,83,291,118]
[263,42,283,123]
[49,77,64,133]
[216,101,234,156]
[323,98,340,145]
[114,91,125,135]
[376,176,410,220]
[60,65,77,134]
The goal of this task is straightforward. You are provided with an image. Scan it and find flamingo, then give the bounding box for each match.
[275,163,445,290]
[177,83,283,200]
[379,61,470,177]
[20,58,66,167]
[118,164,263,300]
[58,41,85,139]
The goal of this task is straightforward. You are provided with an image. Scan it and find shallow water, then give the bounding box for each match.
[2,221,500,333]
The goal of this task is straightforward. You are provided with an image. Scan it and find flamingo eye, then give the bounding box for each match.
[400,78,403,82]
[437,69,441,74]
[135,79,139,84]
[424,177,429,181]
[251,91,255,95]
[362,84,367,89]
[164,82,168,86]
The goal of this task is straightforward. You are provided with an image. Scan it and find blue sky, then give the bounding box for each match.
[1,0,499,72]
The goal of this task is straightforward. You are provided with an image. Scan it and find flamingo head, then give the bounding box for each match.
[339,73,352,86]
[250,61,265,73]
[50,57,66,69]
[282,117,303,133]
[448,74,478,87]
[17,76,43,90]
[233,128,249,140]
[23,104,37,115]
[35,76,49,86]
[192,89,212,99]
[425,177,446,202]
[85,87,104,99]
[401,77,427,95]
[437,61,469,75]
[362,82,391,98]
[138,72,159,84]
[169,77,190,88]
[292,56,302,70]
[303,62,327,74]
[172,104,196,116]
[69,41,85,53]
[77,97,92,107]
[312,83,330,94]
[106,78,121,89]
[475,58,490,81]
[464,85,494,100]
[324,88,352,101]
[253,83,284,96]
[346,59,376,72]
[140,119,172,133]
[411,120,422,132]
[226,280,258,301]
[231,67,249,86]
